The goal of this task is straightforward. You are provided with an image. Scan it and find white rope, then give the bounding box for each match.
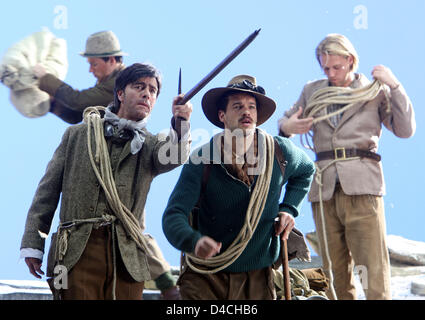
[298,79,390,299]
[82,106,151,299]
[83,106,149,252]
[185,133,275,274]
[300,79,389,151]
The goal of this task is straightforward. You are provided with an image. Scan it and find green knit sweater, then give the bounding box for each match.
[162,133,315,272]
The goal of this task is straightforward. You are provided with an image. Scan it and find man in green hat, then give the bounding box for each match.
[162,75,315,299]
[32,30,126,124]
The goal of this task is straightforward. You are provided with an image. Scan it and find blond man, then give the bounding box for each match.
[278,34,415,300]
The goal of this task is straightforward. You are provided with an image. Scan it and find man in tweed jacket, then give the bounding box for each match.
[278,34,416,300]
[33,30,182,299]
[20,63,192,299]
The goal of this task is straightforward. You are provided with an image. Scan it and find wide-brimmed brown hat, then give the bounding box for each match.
[201,75,276,128]
[79,31,128,57]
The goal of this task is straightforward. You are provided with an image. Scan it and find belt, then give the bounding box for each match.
[316,147,381,162]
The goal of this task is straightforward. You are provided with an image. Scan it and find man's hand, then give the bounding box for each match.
[280,107,313,135]
[32,64,47,79]
[275,212,295,240]
[372,65,400,90]
[25,257,45,279]
[172,94,193,121]
[194,236,222,259]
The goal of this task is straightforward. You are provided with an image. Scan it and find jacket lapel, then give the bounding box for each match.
[118,139,132,165]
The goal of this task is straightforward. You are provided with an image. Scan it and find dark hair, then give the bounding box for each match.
[101,56,123,64]
[217,90,257,113]
[112,63,162,113]
[217,92,232,113]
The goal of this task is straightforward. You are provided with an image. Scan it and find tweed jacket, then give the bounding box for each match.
[21,120,190,282]
[39,64,125,114]
[279,74,415,202]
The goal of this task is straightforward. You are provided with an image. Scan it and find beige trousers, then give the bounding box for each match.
[312,184,391,300]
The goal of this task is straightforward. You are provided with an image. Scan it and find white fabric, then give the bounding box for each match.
[0,28,68,118]
[20,248,44,260]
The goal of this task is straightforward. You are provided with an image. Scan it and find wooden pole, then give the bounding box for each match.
[281,237,291,300]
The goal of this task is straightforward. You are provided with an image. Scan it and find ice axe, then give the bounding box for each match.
[176,28,261,109]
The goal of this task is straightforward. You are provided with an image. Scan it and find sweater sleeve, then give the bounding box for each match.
[162,157,204,253]
[276,136,315,217]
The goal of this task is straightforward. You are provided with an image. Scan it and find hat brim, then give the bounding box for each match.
[79,51,129,58]
[201,87,276,128]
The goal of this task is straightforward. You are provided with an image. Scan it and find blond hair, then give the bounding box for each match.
[315,34,359,72]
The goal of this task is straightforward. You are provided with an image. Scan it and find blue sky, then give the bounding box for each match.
[1,0,424,281]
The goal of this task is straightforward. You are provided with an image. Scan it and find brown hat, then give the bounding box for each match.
[201,75,276,128]
[79,31,128,57]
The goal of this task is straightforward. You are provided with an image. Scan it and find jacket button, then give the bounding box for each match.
[89,206,94,212]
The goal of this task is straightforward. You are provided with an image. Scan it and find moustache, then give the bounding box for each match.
[239,116,253,122]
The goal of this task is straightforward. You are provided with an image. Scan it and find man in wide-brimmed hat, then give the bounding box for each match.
[32,30,126,124]
[162,75,315,299]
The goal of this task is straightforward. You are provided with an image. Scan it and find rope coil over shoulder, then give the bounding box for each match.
[184,133,275,274]
[82,106,148,252]
[299,79,389,300]
[54,106,149,300]
[301,79,390,151]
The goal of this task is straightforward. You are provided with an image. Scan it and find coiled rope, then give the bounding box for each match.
[185,133,275,274]
[83,106,149,253]
[299,79,389,300]
[80,106,151,299]
[300,79,389,151]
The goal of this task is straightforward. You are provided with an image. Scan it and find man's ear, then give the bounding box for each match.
[218,110,225,124]
[348,55,354,69]
[117,89,124,103]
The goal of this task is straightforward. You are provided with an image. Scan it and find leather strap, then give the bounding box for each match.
[316,148,381,162]
[274,138,288,179]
